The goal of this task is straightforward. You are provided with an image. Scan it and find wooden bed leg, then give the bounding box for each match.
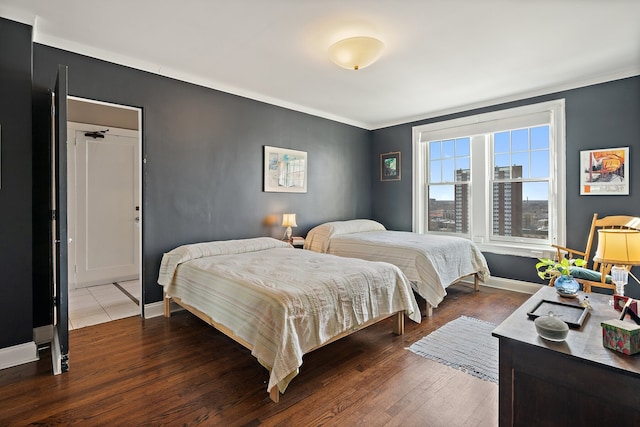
[425,304,433,317]
[474,273,479,292]
[269,387,280,403]
[164,292,171,318]
[393,312,405,335]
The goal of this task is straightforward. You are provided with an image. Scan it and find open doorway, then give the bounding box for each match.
[65,97,142,329]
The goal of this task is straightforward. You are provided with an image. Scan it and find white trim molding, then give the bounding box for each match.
[459,275,541,295]
[144,301,184,319]
[486,276,541,294]
[144,301,165,319]
[0,341,38,370]
[33,325,54,345]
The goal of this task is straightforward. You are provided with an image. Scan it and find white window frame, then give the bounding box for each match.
[412,99,566,258]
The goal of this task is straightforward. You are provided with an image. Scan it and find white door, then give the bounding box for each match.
[70,128,140,288]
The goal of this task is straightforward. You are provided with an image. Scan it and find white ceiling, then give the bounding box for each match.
[2,1,639,130]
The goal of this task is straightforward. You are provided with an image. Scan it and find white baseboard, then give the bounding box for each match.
[485,276,541,294]
[459,276,541,294]
[33,325,54,345]
[0,341,38,370]
[144,300,184,319]
[144,301,165,319]
[72,274,138,289]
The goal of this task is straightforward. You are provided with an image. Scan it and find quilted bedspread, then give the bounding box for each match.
[158,237,420,394]
[305,220,490,308]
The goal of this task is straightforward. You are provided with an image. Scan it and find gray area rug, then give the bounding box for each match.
[408,315,498,383]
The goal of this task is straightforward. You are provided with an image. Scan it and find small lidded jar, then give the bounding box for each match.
[534,311,569,341]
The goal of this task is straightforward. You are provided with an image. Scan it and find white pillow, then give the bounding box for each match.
[158,237,290,286]
[304,219,386,253]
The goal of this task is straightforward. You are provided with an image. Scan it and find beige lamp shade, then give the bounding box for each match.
[593,229,640,265]
[282,213,297,228]
[328,36,384,70]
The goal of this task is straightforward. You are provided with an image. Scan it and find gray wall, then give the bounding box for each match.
[371,76,640,297]
[31,44,372,323]
[0,19,33,348]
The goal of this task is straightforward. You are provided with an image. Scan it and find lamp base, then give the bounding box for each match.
[283,226,292,243]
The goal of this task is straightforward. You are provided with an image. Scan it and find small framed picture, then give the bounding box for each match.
[580,147,629,195]
[380,151,401,181]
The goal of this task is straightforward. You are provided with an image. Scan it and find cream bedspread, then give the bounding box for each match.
[158,237,420,395]
[304,220,490,308]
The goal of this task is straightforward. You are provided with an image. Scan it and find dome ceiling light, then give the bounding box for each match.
[328,36,384,70]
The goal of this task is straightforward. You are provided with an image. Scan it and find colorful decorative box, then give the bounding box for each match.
[601,319,640,355]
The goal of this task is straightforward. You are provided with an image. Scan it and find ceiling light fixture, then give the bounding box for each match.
[328,36,384,70]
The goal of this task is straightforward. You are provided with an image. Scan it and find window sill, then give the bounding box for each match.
[475,242,555,259]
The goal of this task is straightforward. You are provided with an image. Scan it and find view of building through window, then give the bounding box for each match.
[428,137,471,233]
[427,125,550,240]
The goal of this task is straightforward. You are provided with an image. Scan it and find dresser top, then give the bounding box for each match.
[492,285,640,375]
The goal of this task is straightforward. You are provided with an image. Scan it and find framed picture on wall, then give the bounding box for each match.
[263,145,307,193]
[580,147,629,195]
[380,151,401,181]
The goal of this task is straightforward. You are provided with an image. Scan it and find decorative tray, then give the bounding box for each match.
[526,299,589,328]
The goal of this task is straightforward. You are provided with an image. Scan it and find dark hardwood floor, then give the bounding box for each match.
[0,283,530,426]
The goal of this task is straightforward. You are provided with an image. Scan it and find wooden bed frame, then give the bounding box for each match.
[163,292,405,403]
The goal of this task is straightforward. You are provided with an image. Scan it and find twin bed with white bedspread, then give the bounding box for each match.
[158,237,420,402]
[304,219,490,315]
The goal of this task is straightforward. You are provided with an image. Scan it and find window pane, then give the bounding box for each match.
[428,185,455,232]
[523,182,548,240]
[429,185,453,201]
[511,129,528,151]
[430,160,441,183]
[430,137,472,186]
[530,150,549,178]
[530,126,549,150]
[455,158,470,181]
[493,181,548,240]
[495,132,510,153]
[511,153,528,178]
[455,137,470,156]
[442,158,455,182]
[494,163,511,180]
[442,139,455,158]
[428,184,468,234]
[494,153,510,170]
[430,141,441,160]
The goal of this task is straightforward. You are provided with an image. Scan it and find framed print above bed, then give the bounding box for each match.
[264,145,307,193]
[380,151,401,181]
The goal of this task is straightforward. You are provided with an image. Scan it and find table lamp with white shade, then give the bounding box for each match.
[281,213,297,243]
[593,228,640,295]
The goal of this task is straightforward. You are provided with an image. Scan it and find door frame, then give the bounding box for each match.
[67,95,143,318]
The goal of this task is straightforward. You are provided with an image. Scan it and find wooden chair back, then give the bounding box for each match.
[590,215,640,272]
[552,214,640,292]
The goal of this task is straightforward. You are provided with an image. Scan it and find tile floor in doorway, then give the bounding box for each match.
[68,279,140,330]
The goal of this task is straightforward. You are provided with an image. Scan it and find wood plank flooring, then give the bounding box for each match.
[0,283,530,426]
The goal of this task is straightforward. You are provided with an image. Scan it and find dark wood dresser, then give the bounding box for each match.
[492,286,640,426]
